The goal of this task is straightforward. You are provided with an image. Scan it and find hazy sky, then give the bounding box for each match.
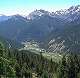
[0,0,80,15]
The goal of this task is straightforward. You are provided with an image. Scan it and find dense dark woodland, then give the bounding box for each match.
[0,42,80,78]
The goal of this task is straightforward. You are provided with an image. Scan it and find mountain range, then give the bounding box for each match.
[0,5,80,53]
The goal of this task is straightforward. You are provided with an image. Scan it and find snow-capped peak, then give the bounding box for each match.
[27,9,51,20]
[66,5,80,14]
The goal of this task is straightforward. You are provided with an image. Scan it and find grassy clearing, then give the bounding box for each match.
[29,49,62,63]
[42,52,62,63]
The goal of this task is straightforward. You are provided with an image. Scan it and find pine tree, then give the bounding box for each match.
[58,55,68,78]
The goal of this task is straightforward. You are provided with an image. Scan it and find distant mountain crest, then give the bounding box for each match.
[0,15,11,22]
[27,9,51,20]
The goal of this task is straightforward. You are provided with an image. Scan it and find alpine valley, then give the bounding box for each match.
[0,5,80,78]
[0,5,80,53]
